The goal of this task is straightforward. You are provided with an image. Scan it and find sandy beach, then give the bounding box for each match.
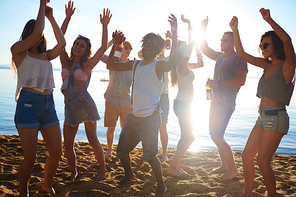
[1,135,296,197]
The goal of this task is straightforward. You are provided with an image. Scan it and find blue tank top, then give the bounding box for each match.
[256,65,294,106]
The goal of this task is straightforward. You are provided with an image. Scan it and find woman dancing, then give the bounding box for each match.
[11,0,66,195]
[166,15,203,177]
[230,8,295,196]
[59,1,112,180]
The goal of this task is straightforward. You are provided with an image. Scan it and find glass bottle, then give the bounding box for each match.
[114,43,123,62]
[166,36,170,49]
[206,78,212,100]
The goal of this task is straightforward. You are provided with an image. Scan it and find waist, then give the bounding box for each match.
[22,87,53,95]
[258,104,286,111]
[259,96,283,106]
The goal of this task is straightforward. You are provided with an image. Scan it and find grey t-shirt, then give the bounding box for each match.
[213,54,248,110]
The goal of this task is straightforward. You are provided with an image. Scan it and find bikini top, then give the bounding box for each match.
[62,67,88,82]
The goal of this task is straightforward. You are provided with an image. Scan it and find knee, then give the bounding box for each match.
[64,142,74,153]
[188,135,195,144]
[23,154,37,167]
[50,147,62,160]
[210,135,222,144]
[117,151,129,160]
[257,156,270,171]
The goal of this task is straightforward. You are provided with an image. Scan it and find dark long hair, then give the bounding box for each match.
[11,19,46,76]
[170,41,187,87]
[69,36,92,71]
[260,31,285,61]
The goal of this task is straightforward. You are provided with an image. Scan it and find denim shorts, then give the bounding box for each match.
[173,99,192,117]
[159,94,169,123]
[209,102,234,137]
[256,105,289,135]
[116,110,161,160]
[14,90,59,130]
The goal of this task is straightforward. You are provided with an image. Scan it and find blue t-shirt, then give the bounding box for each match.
[213,54,248,110]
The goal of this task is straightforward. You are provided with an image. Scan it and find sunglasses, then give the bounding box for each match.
[259,42,273,49]
[78,34,90,42]
[124,45,132,50]
[220,39,233,43]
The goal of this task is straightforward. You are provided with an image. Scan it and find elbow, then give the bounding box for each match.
[236,50,245,58]
[239,78,246,86]
[282,36,292,45]
[61,39,66,49]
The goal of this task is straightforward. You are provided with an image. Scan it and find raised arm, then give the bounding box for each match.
[156,14,178,74]
[11,0,47,57]
[107,31,133,71]
[59,1,75,68]
[177,15,194,76]
[199,16,221,61]
[45,6,66,61]
[229,16,265,68]
[86,8,112,69]
[61,0,75,35]
[188,43,204,69]
[260,8,296,68]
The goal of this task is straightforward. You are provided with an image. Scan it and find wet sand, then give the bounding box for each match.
[1,135,296,196]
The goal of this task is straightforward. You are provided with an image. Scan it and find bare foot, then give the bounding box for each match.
[119,173,136,185]
[70,171,78,181]
[41,185,55,195]
[97,169,107,181]
[104,149,112,158]
[155,185,167,195]
[166,165,187,177]
[178,167,188,175]
[219,168,238,181]
[160,154,168,163]
[210,166,227,174]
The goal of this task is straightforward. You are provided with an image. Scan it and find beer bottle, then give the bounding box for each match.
[166,36,170,49]
[206,78,212,100]
[114,43,123,62]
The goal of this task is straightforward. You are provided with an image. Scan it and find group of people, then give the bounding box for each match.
[11,0,295,197]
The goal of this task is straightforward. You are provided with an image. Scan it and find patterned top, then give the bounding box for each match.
[16,52,55,101]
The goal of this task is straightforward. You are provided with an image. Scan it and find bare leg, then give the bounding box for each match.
[241,125,262,196]
[17,128,39,196]
[84,121,106,180]
[211,135,238,181]
[40,125,62,193]
[63,124,79,181]
[168,113,194,176]
[210,147,228,173]
[105,126,115,158]
[159,123,168,162]
[257,130,284,197]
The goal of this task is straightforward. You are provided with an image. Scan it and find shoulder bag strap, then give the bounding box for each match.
[131,60,141,106]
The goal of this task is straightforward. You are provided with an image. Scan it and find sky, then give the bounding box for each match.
[1,0,296,78]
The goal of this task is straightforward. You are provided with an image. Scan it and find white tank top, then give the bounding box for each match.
[175,66,195,101]
[15,52,55,101]
[132,60,163,117]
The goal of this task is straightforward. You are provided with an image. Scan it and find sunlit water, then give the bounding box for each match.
[1,66,296,155]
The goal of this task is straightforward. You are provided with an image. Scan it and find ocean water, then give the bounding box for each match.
[1,66,296,155]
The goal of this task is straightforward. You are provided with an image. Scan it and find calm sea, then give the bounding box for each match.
[1,65,296,155]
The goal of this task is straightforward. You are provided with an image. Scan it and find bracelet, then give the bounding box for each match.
[172,35,178,41]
